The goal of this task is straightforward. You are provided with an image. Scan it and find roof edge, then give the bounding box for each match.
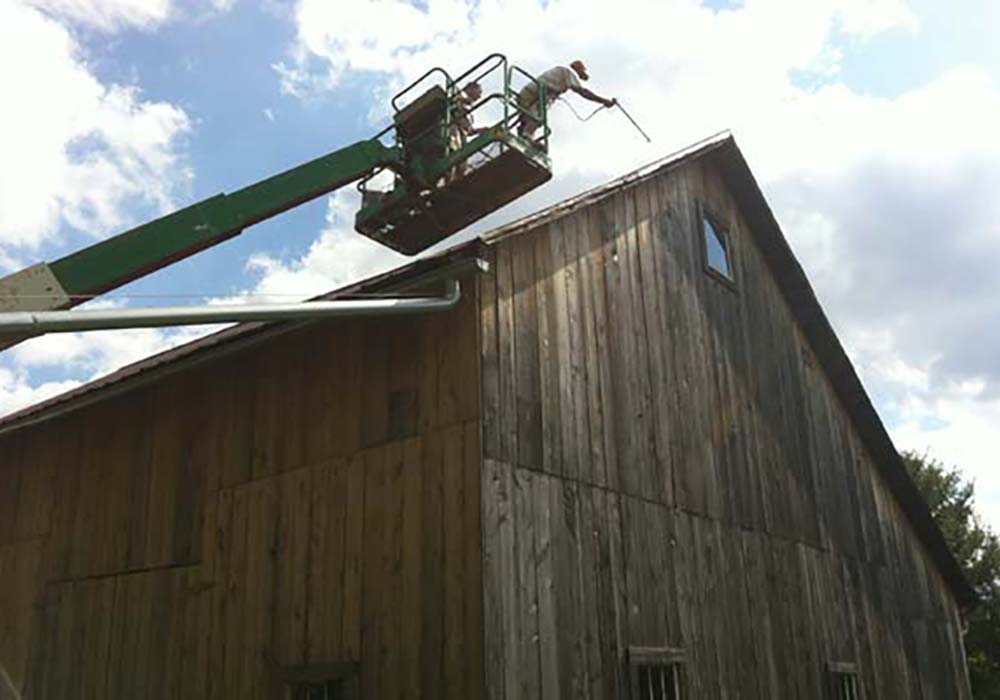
[481,129,732,245]
[0,239,484,435]
[705,140,977,609]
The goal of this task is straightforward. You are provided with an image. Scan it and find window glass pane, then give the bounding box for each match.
[671,665,681,700]
[629,650,683,700]
[833,671,859,700]
[703,217,732,280]
[658,666,669,700]
[300,680,339,700]
[636,663,681,700]
[638,666,653,700]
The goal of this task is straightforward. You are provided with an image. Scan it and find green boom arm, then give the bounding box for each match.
[39,138,399,304]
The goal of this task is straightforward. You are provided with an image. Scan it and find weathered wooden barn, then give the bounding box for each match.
[0,133,975,699]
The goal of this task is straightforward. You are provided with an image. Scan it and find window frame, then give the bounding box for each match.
[291,679,341,700]
[278,661,358,700]
[627,645,685,699]
[827,661,862,700]
[697,201,737,290]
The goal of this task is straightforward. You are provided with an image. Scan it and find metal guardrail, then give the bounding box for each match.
[359,55,548,199]
[453,53,506,86]
[391,66,453,112]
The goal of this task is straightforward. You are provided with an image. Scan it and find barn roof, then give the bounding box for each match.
[0,131,975,608]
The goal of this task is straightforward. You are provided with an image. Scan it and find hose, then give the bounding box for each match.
[558,96,652,142]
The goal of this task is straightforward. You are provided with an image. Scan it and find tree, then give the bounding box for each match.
[902,451,1000,699]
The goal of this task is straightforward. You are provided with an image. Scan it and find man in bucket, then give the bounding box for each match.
[517,60,616,142]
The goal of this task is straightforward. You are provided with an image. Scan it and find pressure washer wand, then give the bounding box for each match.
[614,100,652,143]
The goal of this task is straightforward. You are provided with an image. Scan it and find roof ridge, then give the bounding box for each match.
[480,129,733,244]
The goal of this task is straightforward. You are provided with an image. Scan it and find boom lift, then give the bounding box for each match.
[0,55,552,347]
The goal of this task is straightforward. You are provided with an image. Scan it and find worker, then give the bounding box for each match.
[517,60,615,142]
[454,81,484,137]
[448,81,485,181]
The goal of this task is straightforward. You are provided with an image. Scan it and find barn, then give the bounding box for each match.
[0,132,975,699]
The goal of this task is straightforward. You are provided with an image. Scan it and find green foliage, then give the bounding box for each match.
[902,451,1000,699]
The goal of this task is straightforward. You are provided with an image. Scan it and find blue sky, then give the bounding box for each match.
[1,0,999,528]
[839,0,1000,95]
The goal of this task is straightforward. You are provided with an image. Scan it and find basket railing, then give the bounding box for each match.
[359,55,547,200]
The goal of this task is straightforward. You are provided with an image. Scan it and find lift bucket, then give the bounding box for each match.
[354,55,552,255]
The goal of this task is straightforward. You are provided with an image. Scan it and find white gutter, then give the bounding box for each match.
[0,279,460,334]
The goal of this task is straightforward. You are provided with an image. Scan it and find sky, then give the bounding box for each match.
[1,0,998,528]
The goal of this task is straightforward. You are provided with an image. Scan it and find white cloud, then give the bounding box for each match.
[276,0,471,96]
[832,0,918,36]
[0,363,83,417]
[0,0,192,251]
[0,322,216,416]
[242,189,405,302]
[276,0,916,98]
[21,0,237,31]
[7,316,207,371]
[882,363,1000,530]
[22,0,171,31]
[274,0,925,178]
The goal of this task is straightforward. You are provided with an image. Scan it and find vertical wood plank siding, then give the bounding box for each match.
[479,159,972,699]
[0,274,482,699]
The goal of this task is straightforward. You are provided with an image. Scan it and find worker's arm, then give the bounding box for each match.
[571,85,616,108]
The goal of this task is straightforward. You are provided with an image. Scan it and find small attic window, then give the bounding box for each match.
[628,646,684,699]
[827,662,861,700]
[701,212,733,283]
[281,662,356,700]
[292,679,342,700]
